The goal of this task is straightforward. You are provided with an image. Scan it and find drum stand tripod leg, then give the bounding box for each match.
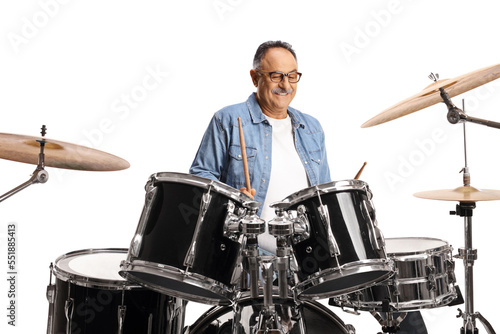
[370,300,406,334]
[451,202,496,334]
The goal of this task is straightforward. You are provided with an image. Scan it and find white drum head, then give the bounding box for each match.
[386,237,449,256]
[53,248,132,289]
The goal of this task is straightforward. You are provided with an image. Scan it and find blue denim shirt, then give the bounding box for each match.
[189,93,331,212]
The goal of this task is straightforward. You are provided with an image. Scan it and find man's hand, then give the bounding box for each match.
[240,187,256,199]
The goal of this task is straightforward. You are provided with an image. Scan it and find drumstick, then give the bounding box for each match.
[237,117,252,192]
[354,162,367,180]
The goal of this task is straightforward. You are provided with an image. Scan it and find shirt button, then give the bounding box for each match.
[262,179,266,183]
[265,156,268,159]
[238,155,242,158]
[304,161,308,164]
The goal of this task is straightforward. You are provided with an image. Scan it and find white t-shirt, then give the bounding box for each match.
[259,115,309,254]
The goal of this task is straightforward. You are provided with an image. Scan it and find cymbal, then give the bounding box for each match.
[0,132,130,171]
[362,63,500,128]
[414,185,500,202]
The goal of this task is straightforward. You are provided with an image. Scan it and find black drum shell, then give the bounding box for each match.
[187,296,351,334]
[122,172,251,304]
[331,237,458,311]
[136,180,242,285]
[287,181,390,297]
[50,279,177,334]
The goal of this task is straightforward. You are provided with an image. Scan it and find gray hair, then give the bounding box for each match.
[252,40,297,69]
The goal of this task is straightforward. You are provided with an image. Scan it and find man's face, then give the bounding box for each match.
[251,47,298,118]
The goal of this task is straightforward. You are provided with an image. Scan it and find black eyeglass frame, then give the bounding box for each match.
[256,70,302,83]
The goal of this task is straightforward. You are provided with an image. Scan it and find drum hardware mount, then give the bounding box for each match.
[315,188,341,260]
[118,287,127,334]
[269,202,295,299]
[428,72,500,131]
[0,125,49,203]
[237,201,266,299]
[46,262,55,334]
[184,186,213,269]
[369,301,407,334]
[253,256,288,334]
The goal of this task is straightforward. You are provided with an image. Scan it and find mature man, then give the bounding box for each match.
[189,40,427,333]
[189,40,330,236]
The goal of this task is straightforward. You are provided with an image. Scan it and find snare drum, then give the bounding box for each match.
[186,294,353,334]
[282,180,392,300]
[47,248,184,334]
[120,172,252,305]
[332,237,458,311]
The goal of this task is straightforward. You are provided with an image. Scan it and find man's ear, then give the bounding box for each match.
[250,69,258,87]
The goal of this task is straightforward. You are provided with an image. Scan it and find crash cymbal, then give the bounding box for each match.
[414,185,500,202]
[362,63,500,128]
[0,132,130,171]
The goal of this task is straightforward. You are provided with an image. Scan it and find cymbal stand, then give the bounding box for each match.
[0,125,49,203]
[432,85,497,334]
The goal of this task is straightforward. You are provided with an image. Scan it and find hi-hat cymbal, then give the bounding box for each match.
[362,63,500,128]
[414,185,500,202]
[0,132,130,171]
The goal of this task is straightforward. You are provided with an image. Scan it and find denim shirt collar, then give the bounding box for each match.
[246,93,305,129]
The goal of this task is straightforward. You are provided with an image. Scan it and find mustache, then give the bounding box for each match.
[271,88,293,95]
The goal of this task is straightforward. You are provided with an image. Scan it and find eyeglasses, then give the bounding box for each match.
[256,70,302,83]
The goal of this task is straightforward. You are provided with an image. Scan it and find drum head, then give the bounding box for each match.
[53,248,132,289]
[385,237,449,257]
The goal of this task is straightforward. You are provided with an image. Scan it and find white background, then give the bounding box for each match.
[1,0,500,333]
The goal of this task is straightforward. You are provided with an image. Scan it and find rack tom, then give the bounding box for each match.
[281,179,392,300]
[120,172,252,305]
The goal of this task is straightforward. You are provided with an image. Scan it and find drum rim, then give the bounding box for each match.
[333,282,458,312]
[120,259,234,305]
[385,237,451,257]
[280,179,369,206]
[294,259,393,300]
[187,295,350,334]
[52,248,137,289]
[151,172,253,203]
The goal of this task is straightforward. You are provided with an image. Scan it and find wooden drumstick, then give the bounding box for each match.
[237,117,252,192]
[354,162,367,180]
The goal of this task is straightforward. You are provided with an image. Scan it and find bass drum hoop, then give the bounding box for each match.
[187,295,352,334]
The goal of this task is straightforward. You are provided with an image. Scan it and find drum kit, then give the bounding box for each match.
[2,63,500,334]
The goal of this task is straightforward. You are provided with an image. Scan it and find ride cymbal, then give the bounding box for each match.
[0,132,130,171]
[362,63,500,128]
[414,185,500,202]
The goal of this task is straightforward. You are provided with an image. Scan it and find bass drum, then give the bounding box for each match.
[185,296,354,334]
